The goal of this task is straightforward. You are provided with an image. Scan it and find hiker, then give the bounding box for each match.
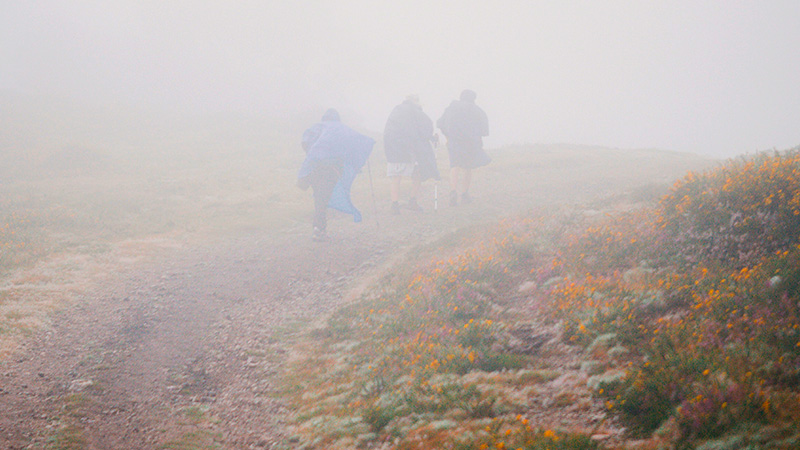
[383,94,440,214]
[298,109,375,241]
[436,89,490,206]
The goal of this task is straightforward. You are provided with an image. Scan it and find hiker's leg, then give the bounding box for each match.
[462,169,472,194]
[450,167,460,193]
[389,176,402,203]
[311,183,328,231]
[311,165,339,231]
[410,176,421,200]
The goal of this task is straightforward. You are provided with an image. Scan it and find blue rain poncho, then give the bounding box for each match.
[298,118,375,222]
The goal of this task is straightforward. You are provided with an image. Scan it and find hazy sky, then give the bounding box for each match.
[2,1,799,157]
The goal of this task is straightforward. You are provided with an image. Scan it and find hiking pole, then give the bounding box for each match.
[366,155,380,229]
[432,134,440,213]
[434,181,438,213]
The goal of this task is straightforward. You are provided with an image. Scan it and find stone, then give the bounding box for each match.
[580,360,605,376]
[517,281,537,293]
[430,419,458,430]
[587,333,617,353]
[69,378,94,392]
[586,369,626,391]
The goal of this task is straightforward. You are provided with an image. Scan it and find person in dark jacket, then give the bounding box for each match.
[436,89,490,206]
[383,95,440,214]
[298,108,375,241]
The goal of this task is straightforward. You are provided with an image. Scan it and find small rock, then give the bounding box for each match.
[69,379,94,392]
[623,266,654,286]
[587,333,617,353]
[608,345,629,360]
[580,360,605,376]
[357,432,379,443]
[430,419,457,430]
[587,369,626,391]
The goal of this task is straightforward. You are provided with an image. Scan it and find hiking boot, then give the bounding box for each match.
[391,201,401,215]
[403,198,423,212]
[449,191,458,207]
[312,227,328,242]
[461,192,473,204]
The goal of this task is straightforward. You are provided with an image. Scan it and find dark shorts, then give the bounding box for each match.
[448,142,491,169]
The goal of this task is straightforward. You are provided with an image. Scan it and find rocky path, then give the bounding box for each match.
[0,147,713,449]
[0,223,406,448]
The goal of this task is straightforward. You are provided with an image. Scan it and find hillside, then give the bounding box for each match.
[0,100,723,448]
[278,148,800,449]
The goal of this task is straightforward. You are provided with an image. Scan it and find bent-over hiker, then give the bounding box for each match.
[298,109,375,241]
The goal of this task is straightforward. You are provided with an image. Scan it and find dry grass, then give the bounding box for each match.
[0,137,713,359]
[0,142,309,356]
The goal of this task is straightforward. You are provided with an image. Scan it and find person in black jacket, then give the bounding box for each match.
[383,95,440,214]
[436,89,490,206]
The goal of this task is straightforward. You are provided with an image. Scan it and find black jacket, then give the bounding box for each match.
[383,100,440,180]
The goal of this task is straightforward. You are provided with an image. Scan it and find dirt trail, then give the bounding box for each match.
[0,148,715,449]
[0,224,399,448]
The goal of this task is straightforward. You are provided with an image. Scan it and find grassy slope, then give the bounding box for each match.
[11,94,790,450]
[278,149,800,450]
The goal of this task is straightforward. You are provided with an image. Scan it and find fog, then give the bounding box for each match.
[2,1,800,158]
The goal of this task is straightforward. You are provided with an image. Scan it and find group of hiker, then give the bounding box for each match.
[297,89,490,242]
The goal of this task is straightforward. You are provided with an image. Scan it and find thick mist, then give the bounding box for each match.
[3,4,800,448]
[2,1,800,157]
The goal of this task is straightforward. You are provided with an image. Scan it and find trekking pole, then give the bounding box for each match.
[432,134,440,213]
[366,155,380,229]
[434,182,438,212]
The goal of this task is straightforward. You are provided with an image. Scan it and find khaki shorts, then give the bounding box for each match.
[386,162,417,177]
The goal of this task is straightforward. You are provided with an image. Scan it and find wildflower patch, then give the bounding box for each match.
[280,148,800,449]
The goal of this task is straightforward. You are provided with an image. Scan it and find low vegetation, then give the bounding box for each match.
[280,148,800,449]
[0,139,307,355]
[0,145,305,272]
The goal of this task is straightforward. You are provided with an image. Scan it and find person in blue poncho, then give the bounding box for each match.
[436,89,490,206]
[383,94,440,215]
[298,109,375,241]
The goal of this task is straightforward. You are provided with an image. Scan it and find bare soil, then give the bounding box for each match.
[0,147,715,449]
